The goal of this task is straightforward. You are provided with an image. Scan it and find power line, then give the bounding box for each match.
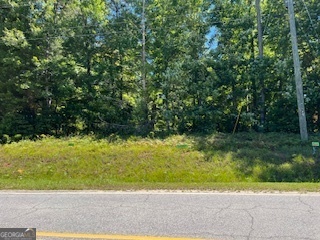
[0,2,317,53]
[299,0,319,40]
[0,2,264,27]
[0,16,257,37]
[0,15,255,43]
[296,20,319,57]
[0,4,30,9]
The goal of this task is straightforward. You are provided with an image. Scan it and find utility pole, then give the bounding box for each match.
[287,0,308,141]
[255,0,265,131]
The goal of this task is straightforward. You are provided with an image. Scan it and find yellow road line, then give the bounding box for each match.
[37,231,209,240]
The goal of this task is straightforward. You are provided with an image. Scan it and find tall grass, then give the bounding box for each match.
[0,133,320,190]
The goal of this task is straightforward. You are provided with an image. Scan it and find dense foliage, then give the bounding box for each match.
[0,0,319,138]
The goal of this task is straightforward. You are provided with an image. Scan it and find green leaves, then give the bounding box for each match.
[0,0,319,137]
[2,28,28,48]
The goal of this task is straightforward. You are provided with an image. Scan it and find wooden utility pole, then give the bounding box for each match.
[255,0,265,130]
[287,0,308,141]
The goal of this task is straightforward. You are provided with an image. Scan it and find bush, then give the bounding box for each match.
[12,134,23,142]
[1,134,10,144]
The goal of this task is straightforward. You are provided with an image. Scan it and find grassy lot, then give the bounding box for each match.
[0,133,320,191]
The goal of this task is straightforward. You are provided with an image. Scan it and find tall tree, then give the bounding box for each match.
[210,0,257,132]
[146,0,215,133]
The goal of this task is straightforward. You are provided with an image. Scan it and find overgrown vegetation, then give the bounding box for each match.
[0,133,320,190]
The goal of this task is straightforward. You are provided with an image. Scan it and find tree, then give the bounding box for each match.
[146,0,214,133]
[0,0,319,138]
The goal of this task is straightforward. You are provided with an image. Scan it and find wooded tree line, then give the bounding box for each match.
[0,0,319,138]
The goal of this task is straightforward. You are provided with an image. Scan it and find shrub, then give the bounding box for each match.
[1,134,10,144]
[12,134,23,142]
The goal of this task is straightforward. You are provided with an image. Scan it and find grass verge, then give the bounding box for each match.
[0,179,319,192]
[0,133,320,192]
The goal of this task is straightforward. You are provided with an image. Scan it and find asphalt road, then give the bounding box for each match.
[1,191,320,240]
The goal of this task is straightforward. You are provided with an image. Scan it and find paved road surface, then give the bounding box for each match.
[1,191,320,240]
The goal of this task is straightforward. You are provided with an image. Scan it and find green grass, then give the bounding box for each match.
[0,133,320,192]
